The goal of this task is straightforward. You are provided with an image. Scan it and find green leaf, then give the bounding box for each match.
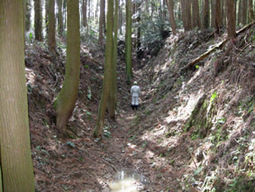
[66,141,76,148]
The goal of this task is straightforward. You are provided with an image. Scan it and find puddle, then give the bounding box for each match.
[109,170,147,192]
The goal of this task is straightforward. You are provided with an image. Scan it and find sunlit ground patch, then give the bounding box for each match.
[108,170,146,192]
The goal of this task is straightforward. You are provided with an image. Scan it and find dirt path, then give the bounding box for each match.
[101,70,165,191]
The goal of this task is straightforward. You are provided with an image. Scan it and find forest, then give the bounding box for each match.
[0,0,255,191]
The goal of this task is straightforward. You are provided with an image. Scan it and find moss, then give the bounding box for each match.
[185,95,218,139]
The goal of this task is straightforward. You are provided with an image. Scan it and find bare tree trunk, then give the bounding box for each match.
[82,0,88,27]
[94,0,114,137]
[226,0,236,39]
[34,0,43,41]
[186,0,192,30]
[119,0,123,35]
[242,0,248,25]
[25,0,32,32]
[248,0,254,22]
[48,0,56,52]
[45,0,49,34]
[215,0,222,35]
[54,0,80,134]
[166,0,177,34]
[126,0,132,84]
[211,0,215,28]
[203,0,210,29]
[57,0,64,36]
[107,0,119,119]
[180,0,187,30]
[192,0,201,29]
[238,0,242,25]
[221,0,226,26]
[98,0,105,45]
[137,1,141,48]
[0,1,35,191]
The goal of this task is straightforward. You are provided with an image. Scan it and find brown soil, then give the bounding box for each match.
[26,26,255,192]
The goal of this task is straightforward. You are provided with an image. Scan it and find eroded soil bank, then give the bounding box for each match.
[27,26,255,191]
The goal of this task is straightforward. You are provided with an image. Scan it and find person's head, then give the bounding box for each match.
[134,81,137,85]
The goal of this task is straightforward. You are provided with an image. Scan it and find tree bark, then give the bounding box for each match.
[242,0,248,25]
[181,0,192,31]
[211,0,215,28]
[203,0,210,29]
[226,0,236,39]
[215,0,222,35]
[45,0,49,33]
[57,0,64,36]
[113,0,119,110]
[98,0,105,45]
[34,0,43,41]
[0,0,35,191]
[136,1,141,48]
[119,0,123,35]
[54,0,80,134]
[94,0,114,138]
[238,0,242,25]
[126,0,132,84]
[48,0,56,52]
[248,0,254,22]
[107,0,119,119]
[192,0,201,29]
[166,0,177,35]
[25,0,31,32]
[82,0,88,27]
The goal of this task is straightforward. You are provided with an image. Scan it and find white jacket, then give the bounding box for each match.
[130,85,140,97]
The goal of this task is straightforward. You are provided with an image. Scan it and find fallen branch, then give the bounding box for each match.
[180,21,255,74]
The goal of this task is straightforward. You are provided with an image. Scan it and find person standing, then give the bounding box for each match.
[130,81,141,110]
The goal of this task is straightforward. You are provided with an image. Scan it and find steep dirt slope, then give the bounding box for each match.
[128,27,255,191]
[25,25,254,192]
[25,41,133,191]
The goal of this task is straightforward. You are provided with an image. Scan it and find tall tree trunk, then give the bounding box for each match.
[54,0,80,134]
[25,0,31,32]
[238,0,242,25]
[166,0,177,35]
[119,0,123,35]
[242,0,248,25]
[211,0,215,28]
[48,0,56,52]
[125,0,132,84]
[88,0,91,20]
[192,0,201,29]
[248,0,254,22]
[98,0,105,45]
[226,0,236,39]
[215,0,222,35]
[0,1,35,191]
[221,0,226,26]
[63,0,67,29]
[45,0,49,34]
[58,0,64,36]
[34,0,43,41]
[113,0,118,109]
[136,1,142,48]
[181,0,191,31]
[186,0,192,30]
[94,0,114,138]
[180,0,187,30]
[82,0,88,27]
[163,0,167,18]
[107,0,119,119]
[203,0,210,28]
[0,163,2,192]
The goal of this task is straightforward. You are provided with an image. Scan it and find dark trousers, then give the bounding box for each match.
[131,104,138,110]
